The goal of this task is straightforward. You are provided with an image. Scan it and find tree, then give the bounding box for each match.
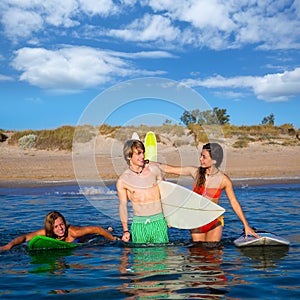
[163,119,172,125]
[180,110,197,126]
[180,107,230,126]
[261,113,275,126]
[213,107,230,125]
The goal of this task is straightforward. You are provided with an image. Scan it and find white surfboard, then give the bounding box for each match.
[234,231,290,247]
[131,132,140,140]
[158,181,225,229]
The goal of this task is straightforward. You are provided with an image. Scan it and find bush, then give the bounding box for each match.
[34,126,75,150]
[74,125,96,143]
[9,126,75,151]
[99,124,121,138]
[9,130,36,146]
[186,123,209,146]
[19,134,37,149]
[233,138,250,148]
[173,139,189,147]
[7,123,299,152]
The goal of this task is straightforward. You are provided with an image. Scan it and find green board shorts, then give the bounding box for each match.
[131,213,169,244]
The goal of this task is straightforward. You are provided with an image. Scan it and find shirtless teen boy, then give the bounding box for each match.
[117,140,168,244]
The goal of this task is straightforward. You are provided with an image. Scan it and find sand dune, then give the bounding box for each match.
[0,135,299,187]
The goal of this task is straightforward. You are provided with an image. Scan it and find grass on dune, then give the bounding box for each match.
[6,123,299,151]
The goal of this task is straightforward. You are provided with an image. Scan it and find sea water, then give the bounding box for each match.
[0,183,299,299]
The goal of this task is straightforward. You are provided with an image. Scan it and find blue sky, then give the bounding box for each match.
[1,0,300,130]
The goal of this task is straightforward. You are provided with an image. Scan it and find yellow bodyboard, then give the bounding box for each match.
[144,131,157,162]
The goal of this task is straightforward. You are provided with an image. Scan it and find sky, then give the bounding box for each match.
[1,0,300,130]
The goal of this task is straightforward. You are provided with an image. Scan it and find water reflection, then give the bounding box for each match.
[238,246,289,269]
[178,243,229,298]
[29,249,74,274]
[119,243,229,298]
[119,246,171,298]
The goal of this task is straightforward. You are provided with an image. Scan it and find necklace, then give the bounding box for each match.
[129,160,149,175]
[129,164,145,175]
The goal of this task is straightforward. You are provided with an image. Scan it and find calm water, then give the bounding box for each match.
[0,183,299,299]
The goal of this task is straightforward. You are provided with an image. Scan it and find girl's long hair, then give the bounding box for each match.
[194,143,223,188]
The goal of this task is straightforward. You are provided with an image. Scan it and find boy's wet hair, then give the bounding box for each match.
[123,139,145,165]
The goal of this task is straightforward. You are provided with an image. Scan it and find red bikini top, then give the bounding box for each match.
[193,185,222,199]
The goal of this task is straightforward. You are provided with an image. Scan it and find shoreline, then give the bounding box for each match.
[1,135,300,189]
[1,176,299,189]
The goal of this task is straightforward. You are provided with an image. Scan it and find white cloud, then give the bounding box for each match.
[1,8,44,41]
[183,68,300,102]
[119,51,176,59]
[252,68,300,101]
[42,1,79,27]
[143,0,300,50]
[0,0,121,41]
[108,14,180,43]
[11,46,170,92]
[78,0,118,16]
[148,0,235,31]
[214,90,246,101]
[0,74,13,81]
[1,0,300,49]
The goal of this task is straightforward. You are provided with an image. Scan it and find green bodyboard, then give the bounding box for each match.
[28,236,78,251]
[144,131,157,162]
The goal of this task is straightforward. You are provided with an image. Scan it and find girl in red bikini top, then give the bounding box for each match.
[155,142,259,242]
[193,185,222,200]
[192,176,224,234]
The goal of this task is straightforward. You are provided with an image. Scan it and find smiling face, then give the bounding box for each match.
[130,148,145,168]
[44,211,67,239]
[123,139,145,166]
[201,143,223,169]
[53,217,66,238]
[200,149,214,169]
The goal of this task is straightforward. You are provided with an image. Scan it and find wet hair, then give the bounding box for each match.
[195,143,224,188]
[123,139,145,165]
[44,211,67,239]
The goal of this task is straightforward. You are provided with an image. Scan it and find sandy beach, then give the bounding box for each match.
[0,135,299,188]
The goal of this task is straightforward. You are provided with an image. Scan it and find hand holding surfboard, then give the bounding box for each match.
[144,131,225,230]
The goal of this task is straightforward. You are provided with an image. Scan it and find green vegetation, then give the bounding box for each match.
[232,137,253,148]
[9,126,82,151]
[5,115,299,151]
[18,134,37,149]
[187,123,209,145]
[261,113,275,126]
[8,125,98,150]
[74,125,96,143]
[98,124,186,143]
[98,124,121,137]
[180,107,230,126]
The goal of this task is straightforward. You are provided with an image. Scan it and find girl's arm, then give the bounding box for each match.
[223,176,259,238]
[69,225,117,241]
[154,162,198,179]
[0,229,45,251]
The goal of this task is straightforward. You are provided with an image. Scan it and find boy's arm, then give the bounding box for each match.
[117,179,130,242]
